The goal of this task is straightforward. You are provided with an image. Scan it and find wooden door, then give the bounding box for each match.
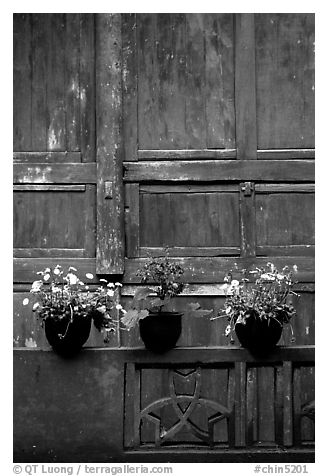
[13,13,315,461]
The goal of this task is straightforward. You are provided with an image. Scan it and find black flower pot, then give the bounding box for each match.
[44,314,92,356]
[234,310,283,355]
[139,312,182,353]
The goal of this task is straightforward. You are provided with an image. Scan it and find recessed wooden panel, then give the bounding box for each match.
[140,192,239,248]
[13,13,95,156]
[13,188,95,253]
[255,14,315,149]
[135,13,235,150]
[256,193,314,247]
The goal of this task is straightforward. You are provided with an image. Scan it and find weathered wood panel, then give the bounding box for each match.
[140,191,239,249]
[255,14,315,149]
[13,13,96,157]
[136,13,235,150]
[13,186,96,256]
[256,192,315,247]
[13,163,96,184]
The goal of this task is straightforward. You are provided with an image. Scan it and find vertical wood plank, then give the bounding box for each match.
[275,365,284,446]
[83,185,96,257]
[31,14,47,151]
[235,14,257,160]
[46,14,66,151]
[293,365,302,446]
[96,14,124,274]
[124,363,136,448]
[122,14,138,161]
[246,366,258,445]
[13,13,32,151]
[258,367,275,443]
[80,14,96,162]
[137,14,159,149]
[185,14,206,149]
[125,184,140,258]
[65,14,81,152]
[283,361,294,447]
[204,14,235,149]
[235,361,246,447]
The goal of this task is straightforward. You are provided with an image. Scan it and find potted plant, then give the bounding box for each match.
[23,265,124,356]
[121,254,213,353]
[212,263,299,354]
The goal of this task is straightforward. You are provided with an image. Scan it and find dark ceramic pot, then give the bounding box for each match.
[234,310,283,355]
[44,314,92,356]
[139,311,182,353]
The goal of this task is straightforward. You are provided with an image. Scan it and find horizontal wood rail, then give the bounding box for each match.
[13,256,315,283]
[123,160,314,182]
[13,163,97,184]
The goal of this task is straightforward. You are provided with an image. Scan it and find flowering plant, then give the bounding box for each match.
[121,254,213,330]
[23,265,124,343]
[213,263,299,343]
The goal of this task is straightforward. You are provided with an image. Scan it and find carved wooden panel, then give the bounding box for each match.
[124,356,315,451]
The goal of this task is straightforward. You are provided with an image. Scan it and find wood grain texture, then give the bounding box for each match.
[13,163,96,184]
[255,14,315,149]
[125,183,140,258]
[122,14,138,161]
[123,160,314,182]
[80,14,96,162]
[138,149,237,159]
[283,361,293,447]
[46,14,66,151]
[256,192,314,246]
[14,152,82,163]
[96,14,124,274]
[235,14,257,160]
[14,14,32,151]
[204,14,235,148]
[240,183,256,257]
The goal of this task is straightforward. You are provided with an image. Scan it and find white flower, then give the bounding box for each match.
[43,274,50,281]
[115,304,123,310]
[85,285,89,290]
[260,273,275,281]
[53,268,61,275]
[107,283,114,288]
[32,303,39,311]
[115,282,123,287]
[225,306,232,315]
[44,268,51,273]
[69,266,77,272]
[86,273,94,279]
[23,298,29,306]
[293,265,298,273]
[100,279,108,283]
[31,280,43,292]
[277,274,284,280]
[107,289,115,297]
[96,305,106,314]
[66,273,78,285]
[231,280,239,287]
[225,325,231,336]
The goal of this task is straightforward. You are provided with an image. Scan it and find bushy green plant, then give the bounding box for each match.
[121,254,213,330]
[212,262,299,342]
[23,265,124,343]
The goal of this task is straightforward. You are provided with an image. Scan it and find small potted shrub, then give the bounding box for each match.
[213,263,299,354]
[23,265,124,356]
[121,254,212,353]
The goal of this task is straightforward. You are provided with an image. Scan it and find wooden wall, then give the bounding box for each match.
[13,13,314,462]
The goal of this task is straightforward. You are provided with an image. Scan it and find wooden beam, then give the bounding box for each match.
[96,13,125,274]
[13,185,86,192]
[123,160,314,182]
[235,14,257,161]
[13,163,96,184]
[139,246,240,257]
